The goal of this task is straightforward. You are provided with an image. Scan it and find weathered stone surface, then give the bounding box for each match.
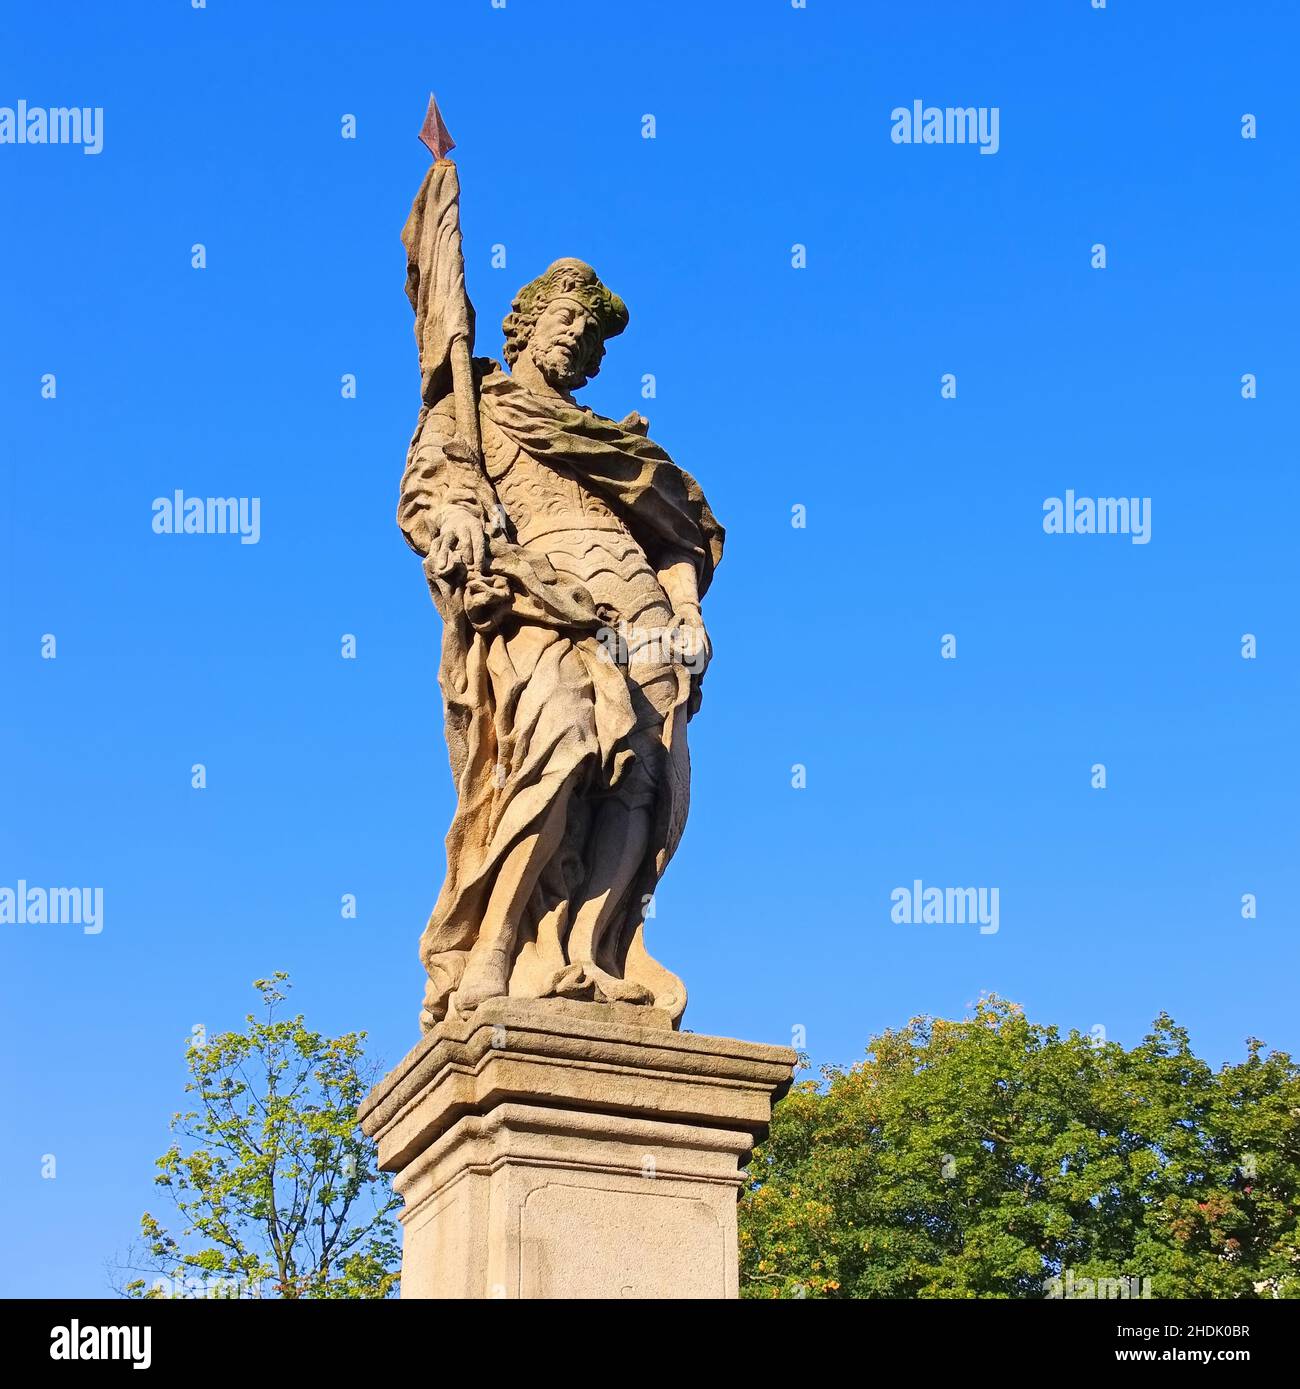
[360,998,795,1299]
[370,132,791,1299]
[401,151,724,1032]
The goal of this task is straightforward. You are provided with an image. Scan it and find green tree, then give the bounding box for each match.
[739,996,1300,1299]
[117,973,400,1299]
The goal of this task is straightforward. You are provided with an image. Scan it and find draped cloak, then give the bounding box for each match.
[403,360,724,1027]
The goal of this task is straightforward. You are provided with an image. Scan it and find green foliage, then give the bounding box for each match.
[118,974,400,1299]
[739,996,1300,1299]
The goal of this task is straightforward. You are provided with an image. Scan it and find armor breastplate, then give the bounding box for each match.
[489,437,623,542]
[486,425,672,628]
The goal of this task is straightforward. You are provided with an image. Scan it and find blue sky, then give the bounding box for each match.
[2,0,1297,1296]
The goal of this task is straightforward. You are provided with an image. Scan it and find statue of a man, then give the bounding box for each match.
[399,257,723,1030]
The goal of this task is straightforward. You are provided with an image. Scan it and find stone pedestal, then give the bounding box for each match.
[358,997,795,1299]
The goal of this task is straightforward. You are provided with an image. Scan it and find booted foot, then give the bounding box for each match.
[451,949,512,1015]
[547,962,653,1006]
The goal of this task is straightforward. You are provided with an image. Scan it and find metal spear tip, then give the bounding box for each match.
[418,92,456,161]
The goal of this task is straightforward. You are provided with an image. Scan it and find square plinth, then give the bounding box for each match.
[359,997,796,1299]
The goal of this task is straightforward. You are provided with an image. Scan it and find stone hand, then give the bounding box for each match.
[429,504,488,581]
[670,613,711,676]
[441,435,480,469]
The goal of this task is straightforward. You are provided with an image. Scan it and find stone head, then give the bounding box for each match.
[502,259,628,392]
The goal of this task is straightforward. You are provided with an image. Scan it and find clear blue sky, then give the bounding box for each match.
[2,0,1297,1297]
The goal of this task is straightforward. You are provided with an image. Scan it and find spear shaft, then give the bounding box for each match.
[417,94,480,460]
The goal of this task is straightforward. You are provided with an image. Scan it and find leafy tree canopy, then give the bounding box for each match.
[740,996,1300,1299]
[117,973,400,1299]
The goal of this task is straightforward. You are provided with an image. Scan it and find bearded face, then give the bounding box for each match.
[525,296,602,390]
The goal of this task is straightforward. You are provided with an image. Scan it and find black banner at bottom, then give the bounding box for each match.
[0,1295,1286,1374]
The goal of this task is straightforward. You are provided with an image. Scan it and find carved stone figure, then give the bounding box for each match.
[400,151,722,1031]
[361,104,792,1305]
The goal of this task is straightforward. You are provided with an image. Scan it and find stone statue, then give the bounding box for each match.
[361,103,791,1303]
[398,121,723,1032]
